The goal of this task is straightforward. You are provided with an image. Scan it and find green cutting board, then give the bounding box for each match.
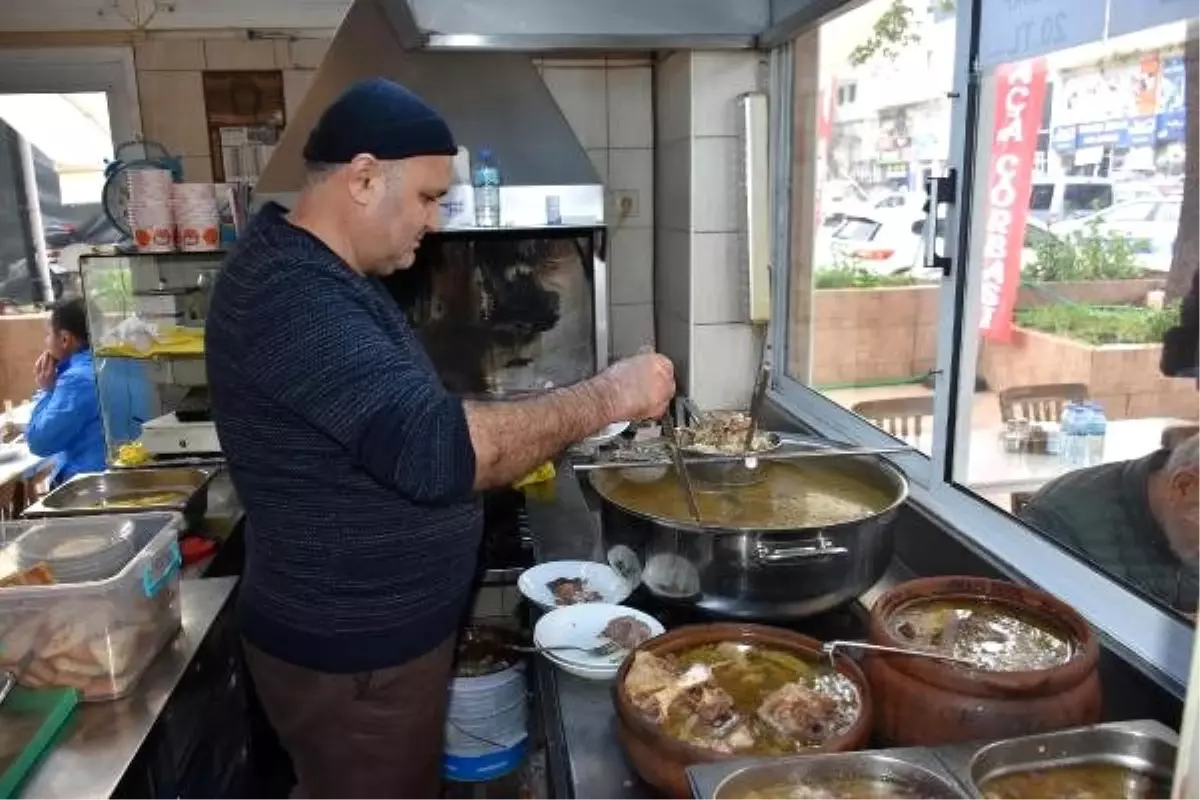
[0,685,79,799]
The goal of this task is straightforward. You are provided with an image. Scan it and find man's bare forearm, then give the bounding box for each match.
[464,377,621,490]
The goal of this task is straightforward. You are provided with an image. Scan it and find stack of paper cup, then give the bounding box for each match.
[172,183,221,252]
[127,169,176,252]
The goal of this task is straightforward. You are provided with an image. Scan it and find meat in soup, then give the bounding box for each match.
[888,597,1075,672]
[623,642,860,756]
[680,411,774,454]
[980,763,1170,799]
[592,460,891,530]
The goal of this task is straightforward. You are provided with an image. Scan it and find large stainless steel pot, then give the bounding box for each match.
[590,454,907,620]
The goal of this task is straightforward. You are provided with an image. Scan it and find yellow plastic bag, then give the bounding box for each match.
[513,461,556,490]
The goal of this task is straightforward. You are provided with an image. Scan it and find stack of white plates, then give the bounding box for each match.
[171,183,221,252]
[16,523,139,583]
[517,560,636,612]
[533,603,664,681]
[127,169,176,252]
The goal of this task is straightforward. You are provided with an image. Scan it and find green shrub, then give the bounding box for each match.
[1023,219,1145,282]
[814,266,924,289]
[1014,302,1180,345]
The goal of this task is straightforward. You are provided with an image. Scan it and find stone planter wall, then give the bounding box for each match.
[811,285,939,385]
[979,326,1198,421]
[811,278,1171,388]
[1014,277,1165,309]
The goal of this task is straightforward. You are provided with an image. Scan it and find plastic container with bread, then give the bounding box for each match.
[0,512,184,701]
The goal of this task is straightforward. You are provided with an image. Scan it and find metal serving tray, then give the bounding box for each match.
[22,466,219,530]
[686,748,971,799]
[931,720,1179,797]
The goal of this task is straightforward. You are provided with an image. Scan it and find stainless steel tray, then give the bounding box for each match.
[686,748,971,799]
[932,720,1179,797]
[22,467,219,529]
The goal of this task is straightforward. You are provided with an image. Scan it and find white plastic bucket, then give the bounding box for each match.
[443,662,528,782]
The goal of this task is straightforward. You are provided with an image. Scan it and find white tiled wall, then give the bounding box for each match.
[652,50,766,411]
[134,34,328,183]
[537,57,656,361]
[654,51,692,393]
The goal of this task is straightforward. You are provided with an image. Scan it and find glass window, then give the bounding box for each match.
[950,12,1199,624]
[1029,183,1055,211]
[782,0,959,459]
[1062,182,1114,216]
[1094,200,1155,223]
[1155,201,1182,223]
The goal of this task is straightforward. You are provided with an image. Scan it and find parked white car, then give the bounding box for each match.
[1051,197,1182,273]
[820,213,1055,278]
[819,178,872,228]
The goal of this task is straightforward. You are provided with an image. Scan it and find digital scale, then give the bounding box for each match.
[140,413,222,456]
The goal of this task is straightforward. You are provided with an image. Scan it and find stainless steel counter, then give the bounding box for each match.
[19,576,239,799]
[524,464,657,798]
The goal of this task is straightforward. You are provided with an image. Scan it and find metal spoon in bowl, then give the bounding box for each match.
[822,639,979,668]
[507,641,624,658]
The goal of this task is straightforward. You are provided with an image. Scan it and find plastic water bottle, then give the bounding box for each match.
[1060,403,1088,467]
[473,148,501,227]
[1084,401,1107,466]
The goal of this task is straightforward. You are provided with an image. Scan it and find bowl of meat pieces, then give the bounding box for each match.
[518,560,635,612]
[533,603,664,680]
[612,622,873,798]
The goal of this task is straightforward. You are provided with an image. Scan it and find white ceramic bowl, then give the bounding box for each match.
[518,560,635,612]
[533,603,664,681]
[581,420,630,446]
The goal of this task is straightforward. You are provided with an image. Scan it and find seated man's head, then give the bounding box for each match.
[45,298,89,361]
[1153,434,1199,563]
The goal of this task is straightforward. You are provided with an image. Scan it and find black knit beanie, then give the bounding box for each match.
[302,77,457,164]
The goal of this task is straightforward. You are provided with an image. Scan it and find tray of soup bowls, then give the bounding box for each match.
[533,603,663,681]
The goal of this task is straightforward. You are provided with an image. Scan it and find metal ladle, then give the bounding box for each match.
[822,639,979,668]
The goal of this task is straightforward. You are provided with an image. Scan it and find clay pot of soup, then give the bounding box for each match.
[612,622,872,798]
[865,576,1101,747]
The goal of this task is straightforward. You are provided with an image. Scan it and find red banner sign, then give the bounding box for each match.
[978,58,1047,342]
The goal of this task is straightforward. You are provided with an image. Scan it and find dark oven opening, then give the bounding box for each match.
[381,228,599,397]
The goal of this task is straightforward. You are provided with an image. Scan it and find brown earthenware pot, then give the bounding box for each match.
[866,576,1102,747]
[612,622,873,798]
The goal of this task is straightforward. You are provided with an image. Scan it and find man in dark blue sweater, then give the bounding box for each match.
[206,78,674,798]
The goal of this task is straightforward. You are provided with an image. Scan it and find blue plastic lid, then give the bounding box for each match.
[479,148,493,161]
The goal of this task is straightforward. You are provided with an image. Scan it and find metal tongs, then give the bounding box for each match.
[822,639,979,667]
[741,339,772,457]
[662,413,702,524]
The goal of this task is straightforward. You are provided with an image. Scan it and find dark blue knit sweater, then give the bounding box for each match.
[206,203,480,673]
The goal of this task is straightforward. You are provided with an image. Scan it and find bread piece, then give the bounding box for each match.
[24,659,56,686]
[88,627,141,675]
[0,614,45,666]
[42,606,114,658]
[51,654,108,677]
[0,562,55,587]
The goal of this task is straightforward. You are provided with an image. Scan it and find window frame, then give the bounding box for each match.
[0,47,142,148]
[766,0,1194,696]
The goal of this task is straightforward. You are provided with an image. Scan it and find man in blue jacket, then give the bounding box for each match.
[26,298,106,485]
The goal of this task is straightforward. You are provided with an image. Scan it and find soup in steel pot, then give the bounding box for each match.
[592,461,892,530]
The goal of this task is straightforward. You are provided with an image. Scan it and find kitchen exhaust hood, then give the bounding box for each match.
[389,0,765,50]
[255,0,771,221]
[256,0,612,224]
